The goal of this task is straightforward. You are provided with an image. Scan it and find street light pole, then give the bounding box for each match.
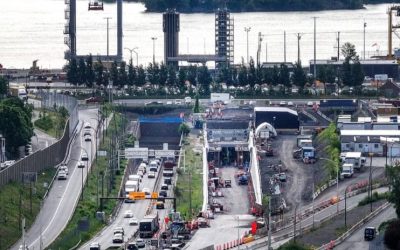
[369,152,373,212]
[244,27,251,64]
[312,17,318,82]
[104,17,112,57]
[151,37,157,65]
[133,47,139,66]
[124,47,133,65]
[363,22,367,60]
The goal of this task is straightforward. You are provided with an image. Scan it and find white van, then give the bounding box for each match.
[149,160,158,172]
[128,174,141,183]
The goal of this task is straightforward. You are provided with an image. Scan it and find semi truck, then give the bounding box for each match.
[139,214,160,238]
[9,85,27,100]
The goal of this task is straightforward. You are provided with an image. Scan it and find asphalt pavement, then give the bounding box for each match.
[11,108,102,250]
[338,205,396,250]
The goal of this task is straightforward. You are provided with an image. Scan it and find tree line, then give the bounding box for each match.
[66,42,364,96]
[141,0,365,12]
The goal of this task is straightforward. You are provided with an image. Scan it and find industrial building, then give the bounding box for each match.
[163,9,180,67]
[138,117,182,150]
[254,107,299,130]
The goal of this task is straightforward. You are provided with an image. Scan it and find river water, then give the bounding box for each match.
[0,0,394,68]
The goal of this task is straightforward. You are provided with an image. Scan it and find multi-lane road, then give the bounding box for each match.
[12,108,101,250]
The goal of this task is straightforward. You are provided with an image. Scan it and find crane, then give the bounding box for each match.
[387,5,400,59]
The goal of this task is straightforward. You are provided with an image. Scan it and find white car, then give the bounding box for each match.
[84,134,91,142]
[129,217,138,225]
[307,101,314,107]
[166,101,173,105]
[84,122,91,129]
[81,152,89,161]
[174,99,182,105]
[148,171,156,178]
[57,170,67,180]
[279,101,287,106]
[136,238,145,248]
[77,161,85,168]
[124,210,134,218]
[59,164,68,175]
[287,101,294,107]
[112,233,124,243]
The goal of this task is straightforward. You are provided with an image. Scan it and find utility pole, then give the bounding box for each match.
[244,27,251,63]
[104,17,112,57]
[337,31,340,60]
[151,37,157,65]
[296,33,303,63]
[267,196,272,250]
[313,17,318,81]
[284,31,287,63]
[265,42,268,62]
[364,22,367,60]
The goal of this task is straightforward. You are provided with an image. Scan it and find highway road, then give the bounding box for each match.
[80,160,177,249]
[11,108,102,250]
[237,187,389,250]
[338,205,396,250]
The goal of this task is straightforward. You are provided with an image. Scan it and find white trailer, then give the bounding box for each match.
[342,152,365,170]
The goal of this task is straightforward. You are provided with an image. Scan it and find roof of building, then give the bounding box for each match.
[254,107,298,116]
[340,130,400,136]
[341,135,381,143]
[207,120,249,130]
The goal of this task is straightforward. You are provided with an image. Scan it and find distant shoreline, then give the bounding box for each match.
[107,1,399,13]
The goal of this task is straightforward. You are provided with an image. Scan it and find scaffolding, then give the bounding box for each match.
[215,8,234,68]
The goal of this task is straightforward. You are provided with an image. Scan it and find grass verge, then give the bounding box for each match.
[0,167,57,250]
[34,108,68,139]
[49,112,127,249]
[175,135,203,220]
[358,191,388,206]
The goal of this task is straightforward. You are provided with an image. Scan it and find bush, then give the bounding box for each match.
[277,241,312,250]
[358,192,388,206]
[34,115,54,131]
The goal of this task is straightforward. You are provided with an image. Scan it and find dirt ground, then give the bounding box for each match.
[297,200,386,248]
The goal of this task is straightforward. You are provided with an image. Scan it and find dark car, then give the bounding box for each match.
[161,184,169,190]
[164,177,172,185]
[85,96,102,104]
[156,201,165,209]
[364,227,376,241]
[159,190,167,197]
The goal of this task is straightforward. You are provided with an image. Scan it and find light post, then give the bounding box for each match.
[104,17,112,57]
[244,27,251,63]
[124,47,134,65]
[312,17,318,82]
[151,37,157,65]
[133,47,139,66]
[344,184,351,228]
[363,22,367,60]
[369,152,373,212]
[319,157,340,214]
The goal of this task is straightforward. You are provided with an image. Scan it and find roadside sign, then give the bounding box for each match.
[129,192,146,200]
[151,192,158,199]
[125,147,148,159]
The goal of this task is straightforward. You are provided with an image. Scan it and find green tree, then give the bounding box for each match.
[238,65,248,87]
[317,123,340,178]
[341,58,352,87]
[147,63,160,85]
[77,58,87,86]
[85,55,95,88]
[279,64,290,91]
[178,67,186,88]
[167,65,177,87]
[0,76,9,97]
[178,123,190,136]
[291,61,307,90]
[387,164,400,218]
[272,66,280,86]
[384,219,400,250]
[352,56,364,87]
[193,94,200,113]
[137,65,146,86]
[187,65,198,86]
[197,66,212,95]
[67,58,79,85]
[0,98,34,156]
[110,61,119,86]
[341,42,357,60]
[119,61,128,87]
[94,59,104,87]
[159,62,168,86]
[127,62,137,87]
[248,58,257,88]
